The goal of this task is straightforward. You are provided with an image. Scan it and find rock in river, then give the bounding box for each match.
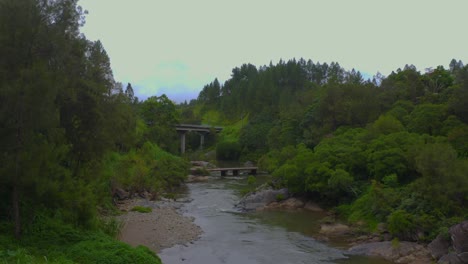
[348,241,432,264]
[235,188,289,211]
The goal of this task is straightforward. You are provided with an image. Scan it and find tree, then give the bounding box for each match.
[407,104,447,135]
[125,83,135,102]
[0,0,86,238]
[140,95,179,152]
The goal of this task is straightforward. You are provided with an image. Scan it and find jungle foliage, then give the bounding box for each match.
[0,0,184,262]
[185,58,468,241]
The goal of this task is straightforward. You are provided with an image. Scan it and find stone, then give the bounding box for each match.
[303,201,324,212]
[320,223,351,236]
[348,241,432,264]
[438,253,464,264]
[235,188,289,211]
[278,198,304,209]
[114,187,129,200]
[428,234,451,260]
[243,161,254,167]
[449,221,468,254]
[186,175,210,183]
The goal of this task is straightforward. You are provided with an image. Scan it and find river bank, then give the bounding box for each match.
[117,198,202,252]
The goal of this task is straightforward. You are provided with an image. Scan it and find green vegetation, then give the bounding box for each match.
[0,0,184,262]
[184,59,468,242]
[131,206,153,213]
[0,215,160,263]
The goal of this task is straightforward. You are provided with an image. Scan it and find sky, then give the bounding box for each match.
[78,0,468,103]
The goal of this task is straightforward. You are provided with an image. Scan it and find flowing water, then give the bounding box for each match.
[160,176,392,264]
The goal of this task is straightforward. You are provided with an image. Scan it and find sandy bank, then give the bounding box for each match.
[117,198,202,252]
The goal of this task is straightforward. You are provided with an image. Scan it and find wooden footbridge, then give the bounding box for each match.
[207,167,258,176]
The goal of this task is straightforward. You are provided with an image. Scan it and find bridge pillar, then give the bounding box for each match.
[199,133,205,150]
[180,132,186,154]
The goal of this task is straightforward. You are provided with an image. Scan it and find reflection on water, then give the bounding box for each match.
[160,177,393,264]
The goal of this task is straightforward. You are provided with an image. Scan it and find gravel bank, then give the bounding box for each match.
[117,198,202,252]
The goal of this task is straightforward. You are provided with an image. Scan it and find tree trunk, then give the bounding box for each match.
[12,184,21,239]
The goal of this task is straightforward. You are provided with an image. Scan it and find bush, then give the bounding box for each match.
[66,238,160,264]
[1,214,161,264]
[387,209,416,240]
[216,141,241,160]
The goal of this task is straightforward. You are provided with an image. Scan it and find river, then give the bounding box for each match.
[159,176,392,264]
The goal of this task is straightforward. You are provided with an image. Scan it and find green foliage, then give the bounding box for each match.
[112,142,189,193]
[382,174,399,188]
[67,240,159,264]
[247,175,257,186]
[328,169,354,192]
[369,114,405,136]
[391,237,400,248]
[139,95,179,152]
[276,193,285,202]
[0,214,161,264]
[131,206,152,213]
[216,141,241,161]
[387,210,416,240]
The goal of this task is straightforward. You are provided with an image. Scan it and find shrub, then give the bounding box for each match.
[66,237,160,264]
[276,193,285,202]
[387,209,416,240]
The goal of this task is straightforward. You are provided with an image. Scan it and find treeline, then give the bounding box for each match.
[0,0,183,263]
[187,58,468,240]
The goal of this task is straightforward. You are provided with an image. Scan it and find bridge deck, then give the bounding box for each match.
[207,167,258,176]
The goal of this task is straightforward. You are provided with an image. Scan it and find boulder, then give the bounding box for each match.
[449,221,468,254]
[114,188,129,200]
[243,161,254,167]
[428,234,451,260]
[303,201,324,212]
[236,188,289,211]
[186,175,210,183]
[278,197,305,209]
[438,253,464,264]
[320,223,351,236]
[348,241,432,263]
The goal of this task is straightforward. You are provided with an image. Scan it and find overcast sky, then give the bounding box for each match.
[78,0,468,103]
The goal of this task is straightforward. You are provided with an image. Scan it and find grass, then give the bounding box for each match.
[0,215,161,264]
[130,206,152,213]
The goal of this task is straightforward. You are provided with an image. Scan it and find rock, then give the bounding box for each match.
[236,188,289,211]
[244,161,254,167]
[114,188,129,200]
[377,223,388,233]
[449,221,468,254]
[303,201,324,212]
[459,252,468,263]
[186,175,210,183]
[190,166,209,176]
[428,234,451,260]
[348,241,432,264]
[278,198,304,209]
[320,223,351,236]
[438,253,464,264]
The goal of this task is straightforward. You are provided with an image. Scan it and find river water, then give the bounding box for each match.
[160,176,392,264]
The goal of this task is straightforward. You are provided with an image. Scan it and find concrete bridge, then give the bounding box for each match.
[175,124,222,153]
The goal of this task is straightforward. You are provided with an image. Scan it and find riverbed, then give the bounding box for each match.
[159,176,392,264]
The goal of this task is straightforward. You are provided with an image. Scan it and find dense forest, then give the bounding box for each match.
[183,57,468,241]
[0,0,185,263]
[1,0,467,262]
